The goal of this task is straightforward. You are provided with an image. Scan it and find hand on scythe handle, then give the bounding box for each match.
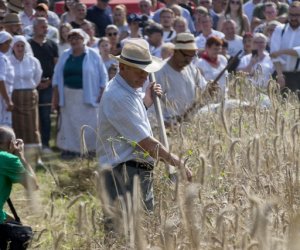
[181,50,243,120]
[149,73,178,182]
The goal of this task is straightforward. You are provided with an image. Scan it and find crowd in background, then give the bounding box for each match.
[0,0,299,165]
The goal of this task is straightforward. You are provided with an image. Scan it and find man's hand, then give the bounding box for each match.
[205,81,220,96]
[143,82,162,108]
[277,74,286,88]
[6,100,14,112]
[37,79,51,90]
[270,51,282,58]
[9,139,25,158]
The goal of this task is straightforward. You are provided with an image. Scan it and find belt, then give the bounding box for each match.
[118,160,154,171]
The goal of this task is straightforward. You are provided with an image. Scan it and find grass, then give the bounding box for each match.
[5,75,300,249]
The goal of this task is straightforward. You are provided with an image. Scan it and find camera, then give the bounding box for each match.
[138,14,150,29]
[127,13,150,29]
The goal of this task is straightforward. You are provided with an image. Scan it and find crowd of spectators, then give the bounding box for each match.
[0,0,299,165]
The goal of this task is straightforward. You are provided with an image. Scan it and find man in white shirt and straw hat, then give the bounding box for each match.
[154,32,208,125]
[97,38,192,231]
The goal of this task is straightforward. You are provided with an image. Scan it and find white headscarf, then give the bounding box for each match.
[68,28,90,45]
[10,35,33,57]
[0,31,13,44]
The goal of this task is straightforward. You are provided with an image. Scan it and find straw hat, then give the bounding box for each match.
[7,0,23,13]
[2,13,21,25]
[110,38,164,73]
[173,32,197,50]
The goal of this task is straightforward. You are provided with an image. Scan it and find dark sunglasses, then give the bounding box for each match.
[107,32,118,37]
[178,50,197,59]
[230,1,240,4]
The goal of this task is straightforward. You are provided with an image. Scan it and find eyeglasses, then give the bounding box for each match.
[230,1,240,4]
[107,32,118,37]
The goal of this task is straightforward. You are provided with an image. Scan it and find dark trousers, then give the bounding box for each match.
[102,161,154,233]
[38,87,52,147]
[282,72,300,99]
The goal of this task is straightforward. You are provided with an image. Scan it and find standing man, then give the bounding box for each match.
[2,13,22,36]
[97,39,192,226]
[155,32,207,124]
[29,17,58,154]
[24,3,59,44]
[70,3,87,29]
[86,0,112,37]
[270,1,300,98]
[160,8,177,42]
[222,19,243,57]
[152,0,195,33]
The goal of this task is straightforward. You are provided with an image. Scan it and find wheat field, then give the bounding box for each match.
[8,74,300,250]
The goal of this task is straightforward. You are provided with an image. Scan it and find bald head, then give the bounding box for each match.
[0,126,15,151]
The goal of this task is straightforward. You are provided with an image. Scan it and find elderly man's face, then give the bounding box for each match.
[289,6,300,29]
[34,21,48,37]
[121,64,149,89]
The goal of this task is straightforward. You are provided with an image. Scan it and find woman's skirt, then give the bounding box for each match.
[57,87,98,153]
[12,89,41,145]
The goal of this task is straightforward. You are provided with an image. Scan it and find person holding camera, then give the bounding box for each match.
[0,126,38,248]
[237,33,274,89]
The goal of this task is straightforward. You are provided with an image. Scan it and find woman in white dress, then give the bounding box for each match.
[0,31,14,126]
[197,36,228,97]
[9,35,43,167]
[52,29,108,159]
[237,33,274,89]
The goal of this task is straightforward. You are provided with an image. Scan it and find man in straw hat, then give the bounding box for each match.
[97,38,192,231]
[154,32,209,125]
[2,13,22,35]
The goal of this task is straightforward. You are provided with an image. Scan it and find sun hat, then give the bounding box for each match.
[2,13,21,25]
[173,32,197,50]
[0,30,13,44]
[110,38,164,73]
[7,0,23,13]
[67,28,90,45]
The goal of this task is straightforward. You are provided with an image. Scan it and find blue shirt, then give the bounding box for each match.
[86,6,112,37]
[98,74,153,167]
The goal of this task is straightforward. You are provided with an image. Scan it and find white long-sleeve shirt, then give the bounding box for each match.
[270,23,300,72]
[9,55,42,90]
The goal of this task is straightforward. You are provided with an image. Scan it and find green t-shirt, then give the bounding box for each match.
[0,151,25,223]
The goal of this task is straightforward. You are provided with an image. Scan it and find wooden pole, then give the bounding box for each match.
[149,73,177,179]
